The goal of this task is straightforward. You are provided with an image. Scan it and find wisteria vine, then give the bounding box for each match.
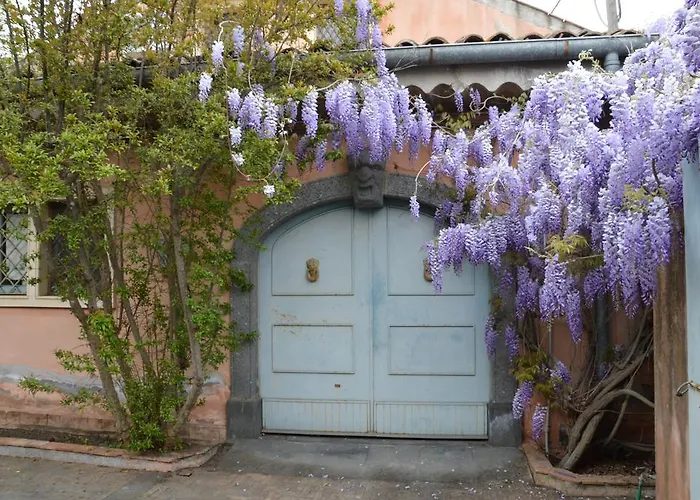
[198,0,700,437]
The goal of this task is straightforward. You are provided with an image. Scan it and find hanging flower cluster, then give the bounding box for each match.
[421,23,699,323]
[415,2,700,419]
[198,1,430,190]
[195,0,700,427]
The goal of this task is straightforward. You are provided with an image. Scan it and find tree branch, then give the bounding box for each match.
[1,0,21,82]
[560,412,604,471]
[560,387,655,470]
[91,181,155,376]
[603,378,634,447]
[32,207,130,438]
[168,177,204,441]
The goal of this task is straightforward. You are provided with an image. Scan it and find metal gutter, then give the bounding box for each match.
[384,34,657,70]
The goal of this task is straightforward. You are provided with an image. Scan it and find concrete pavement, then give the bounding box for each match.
[0,435,640,499]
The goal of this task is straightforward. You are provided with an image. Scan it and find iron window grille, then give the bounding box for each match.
[0,211,28,296]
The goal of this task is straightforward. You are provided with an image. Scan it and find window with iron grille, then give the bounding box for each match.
[0,194,111,307]
[0,211,28,296]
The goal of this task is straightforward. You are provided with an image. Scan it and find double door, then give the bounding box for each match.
[258,205,490,437]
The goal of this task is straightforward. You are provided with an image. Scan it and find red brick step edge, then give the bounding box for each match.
[523,442,655,498]
[0,436,219,472]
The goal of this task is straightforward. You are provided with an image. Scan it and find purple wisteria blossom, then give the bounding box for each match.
[212,40,225,71]
[198,73,213,102]
[454,91,464,113]
[469,87,482,108]
[532,404,547,441]
[539,257,567,320]
[326,82,357,146]
[484,315,498,359]
[566,288,583,343]
[302,90,319,138]
[513,381,534,419]
[238,87,265,134]
[355,0,371,44]
[583,268,604,306]
[315,141,327,171]
[504,324,519,361]
[334,0,344,15]
[413,96,432,146]
[516,266,539,319]
[226,89,242,117]
[409,195,420,220]
[262,98,280,139]
[253,28,264,47]
[232,26,245,57]
[673,6,700,72]
[552,359,571,385]
[229,125,242,147]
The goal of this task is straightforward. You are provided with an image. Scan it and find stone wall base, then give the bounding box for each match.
[0,409,226,444]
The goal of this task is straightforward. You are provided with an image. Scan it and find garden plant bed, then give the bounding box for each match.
[523,442,655,498]
[577,455,655,477]
[0,427,219,472]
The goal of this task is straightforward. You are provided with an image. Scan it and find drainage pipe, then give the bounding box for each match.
[595,296,609,374]
[384,34,656,70]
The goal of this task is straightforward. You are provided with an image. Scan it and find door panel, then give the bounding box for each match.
[259,207,371,433]
[271,208,355,296]
[371,207,490,437]
[374,402,487,436]
[262,400,370,434]
[386,207,475,296]
[387,326,476,376]
[271,324,356,374]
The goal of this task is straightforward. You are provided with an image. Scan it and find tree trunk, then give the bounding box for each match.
[167,186,204,444]
[654,248,690,500]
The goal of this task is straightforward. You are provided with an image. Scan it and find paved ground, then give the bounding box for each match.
[0,435,641,500]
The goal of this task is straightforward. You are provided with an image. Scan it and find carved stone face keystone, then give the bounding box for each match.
[348,151,386,209]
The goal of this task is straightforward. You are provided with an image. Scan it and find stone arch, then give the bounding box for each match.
[227,173,520,446]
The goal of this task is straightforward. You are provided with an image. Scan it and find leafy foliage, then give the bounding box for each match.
[0,0,389,451]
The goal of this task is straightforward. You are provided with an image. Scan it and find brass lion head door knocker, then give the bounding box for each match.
[423,258,433,282]
[306,258,319,283]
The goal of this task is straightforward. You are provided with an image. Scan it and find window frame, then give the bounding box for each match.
[0,191,114,309]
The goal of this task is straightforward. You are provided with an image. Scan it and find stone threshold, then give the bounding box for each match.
[523,442,655,498]
[0,436,220,472]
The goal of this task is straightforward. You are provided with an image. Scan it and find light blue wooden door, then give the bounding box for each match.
[371,207,490,437]
[259,204,490,437]
[259,206,372,433]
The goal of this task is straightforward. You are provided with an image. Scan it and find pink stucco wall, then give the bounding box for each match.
[379,0,580,45]
[0,307,230,442]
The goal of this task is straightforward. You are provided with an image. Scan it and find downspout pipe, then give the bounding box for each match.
[595,295,609,375]
[384,34,656,70]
